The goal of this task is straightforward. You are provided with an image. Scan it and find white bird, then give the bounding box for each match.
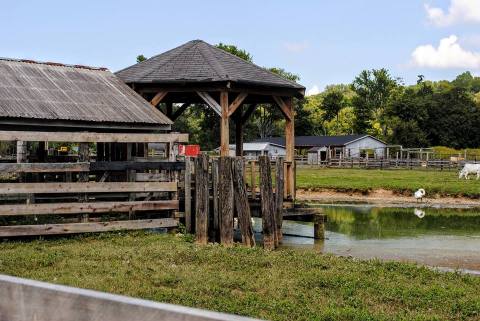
[413,208,425,219]
[414,188,426,202]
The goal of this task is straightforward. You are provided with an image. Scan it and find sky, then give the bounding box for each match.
[1,0,479,95]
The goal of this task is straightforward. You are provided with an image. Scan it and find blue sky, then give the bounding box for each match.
[1,0,479,94]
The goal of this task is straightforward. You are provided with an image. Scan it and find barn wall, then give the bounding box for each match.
[346,137,386,158]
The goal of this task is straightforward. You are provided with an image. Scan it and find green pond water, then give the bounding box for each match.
[253,206,480,274]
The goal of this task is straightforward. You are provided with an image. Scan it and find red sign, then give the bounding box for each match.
[179,145,200,157]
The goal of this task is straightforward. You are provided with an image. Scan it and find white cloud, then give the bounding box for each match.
[425,0,480,26]
[283,41,309,53]
[411,35,480,69]
[306,85,321,96]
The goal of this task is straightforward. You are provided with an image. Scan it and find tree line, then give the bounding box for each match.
[139,45,480,150]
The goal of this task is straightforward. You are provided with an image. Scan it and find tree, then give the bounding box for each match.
[216,43,252,62]
[136,54,147,63]
[351,69,398,137]
[322,90,345,122]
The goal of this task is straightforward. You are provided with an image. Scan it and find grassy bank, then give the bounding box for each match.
[0,232,479,320]
[296,168,480,198]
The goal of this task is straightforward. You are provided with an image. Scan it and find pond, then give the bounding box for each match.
[253,205,480,274]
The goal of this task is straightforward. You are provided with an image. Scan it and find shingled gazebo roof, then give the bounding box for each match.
[116,40,305,98]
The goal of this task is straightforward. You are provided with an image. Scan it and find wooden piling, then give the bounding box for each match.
[78,142,89,222]
[233,157,255,247]
[313,214,326,239]
[211,159,220,241]
[275,157,284,243]
[184,157,192,233]
[259,156,276,250]
[195,154,209,245]
[218,157,234,246]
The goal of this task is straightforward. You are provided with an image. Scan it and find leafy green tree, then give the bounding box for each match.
[136,54,147,63]
[216,43,252,62]
[351,69,398,137]
[322,90,345,122]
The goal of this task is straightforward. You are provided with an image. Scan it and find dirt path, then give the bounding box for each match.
[296,189,480,208]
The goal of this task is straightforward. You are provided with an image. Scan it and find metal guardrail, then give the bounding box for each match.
[0,274,263,321]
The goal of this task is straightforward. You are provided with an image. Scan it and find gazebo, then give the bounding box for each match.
[116,40,305,198]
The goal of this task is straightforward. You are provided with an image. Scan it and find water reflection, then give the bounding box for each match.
[262,206,480,273]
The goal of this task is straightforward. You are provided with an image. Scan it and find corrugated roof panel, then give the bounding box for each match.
[0,59,172,126]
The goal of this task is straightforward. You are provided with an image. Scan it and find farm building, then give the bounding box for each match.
[215,142,286,159]
[254,135,387,161]
[0,57,187,237]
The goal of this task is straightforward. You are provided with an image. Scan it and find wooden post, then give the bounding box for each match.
[195,154,209,245]
[259,156,276,250]
[218,157,234,246]
[220,91,229,157]
[275,158,284,243]
[234,110,243,156]
[313,214,326,239]
[78,143,89,223]
[233,157,255,247]
[16,141,26,164]
[126,143,136,219]
[250,160,256,199]
[211,159,219,241]
[184,157,192,234]
[284,97,295,200]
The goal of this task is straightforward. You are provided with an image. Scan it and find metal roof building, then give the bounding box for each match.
[0,58,172,132]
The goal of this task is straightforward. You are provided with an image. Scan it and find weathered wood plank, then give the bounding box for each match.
[150,91,168,106]
[184,157,192,234]
[0,218,178,237]
[134,173,167,182]
[272,96,292,120]
[91,161,185,171]
[233,158,255,247]
[220,92,229,156]
[227,93,248,117]
[211,159,219,241]
[0,200,179,216]
[259,156,276,250]
[197,91,222,116]
[219,157,234,246]
[0,274,263,321]
[195,154,209,245]
[275,158,284,243]
[0,162,90,173]
[0,131,188,143]
[0,182,177,194]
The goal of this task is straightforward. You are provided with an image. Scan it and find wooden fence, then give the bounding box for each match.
[0,274,262,321]
[296,157,478,170]
[0,131,188,237]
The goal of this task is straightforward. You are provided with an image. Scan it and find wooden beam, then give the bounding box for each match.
[0,162,90,173]
[0,200,179,216]
[0,182,177,195]
[284,97,295,200]
[150,91,168,106]
[0,218,178,237]
[272,96,292,120]
[220,91,229,156]
[0,131,188,143]
[171,103,190,121]
[227,93,248,117]
[91,161,185,172]
[241,104,257,125]
[197,91,222,116]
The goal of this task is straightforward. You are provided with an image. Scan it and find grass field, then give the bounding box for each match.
[1,232,479,321]
[296,168,480,198]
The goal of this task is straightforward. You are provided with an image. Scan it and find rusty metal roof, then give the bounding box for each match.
[115,40,305,92]
[0,58,172,127]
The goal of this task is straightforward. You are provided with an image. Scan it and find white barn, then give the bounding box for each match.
[216,142,286,159]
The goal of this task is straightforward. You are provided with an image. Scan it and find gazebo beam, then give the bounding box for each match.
[171,103,190,121]
[196,92,221,116]
[150,91,168,107]
[241,104,257,125]
[220,92,229,156]
[272,96,292,120]
[227,93,248,117]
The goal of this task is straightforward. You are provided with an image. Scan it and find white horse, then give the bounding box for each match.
[459,164,480,180]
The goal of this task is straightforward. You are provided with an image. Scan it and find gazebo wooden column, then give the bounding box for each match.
[220,91,229,156]
[284,97,295,199]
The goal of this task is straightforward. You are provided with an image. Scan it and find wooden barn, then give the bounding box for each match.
[0,58,188,237]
